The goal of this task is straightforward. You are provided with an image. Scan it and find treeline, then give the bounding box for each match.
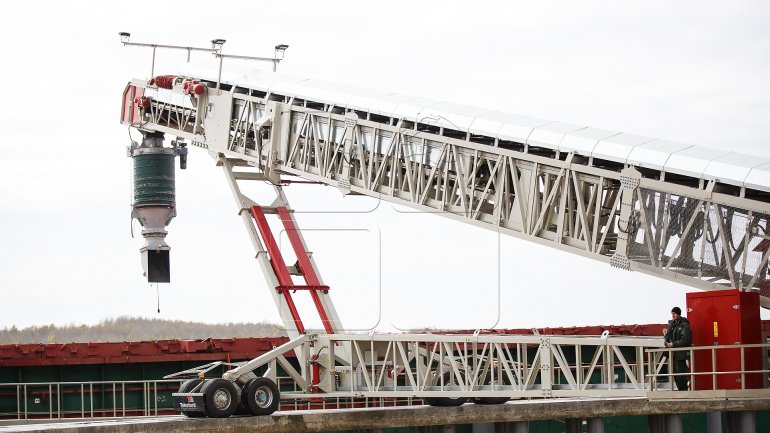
[0,316,286,344]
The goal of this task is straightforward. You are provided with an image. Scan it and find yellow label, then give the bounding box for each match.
[713,321,719,338]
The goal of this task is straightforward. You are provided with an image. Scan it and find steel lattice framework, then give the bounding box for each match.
[117,65,770,414]
[122,76,770,313]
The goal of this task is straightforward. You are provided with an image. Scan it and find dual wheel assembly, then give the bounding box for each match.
[179,377,280,418]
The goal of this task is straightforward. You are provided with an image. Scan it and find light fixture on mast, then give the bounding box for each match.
[211,38,226,52]
[274,44,289,72]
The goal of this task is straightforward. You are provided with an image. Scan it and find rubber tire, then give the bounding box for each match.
[475,372,510,405]
[243,377,281,416]
[178,379,206,417]
[201,379,239,418]
[424,372,467,407]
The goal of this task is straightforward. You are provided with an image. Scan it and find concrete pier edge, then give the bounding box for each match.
[3,397,770,433]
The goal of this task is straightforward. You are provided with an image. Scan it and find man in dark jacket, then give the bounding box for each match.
[664,306,692,391]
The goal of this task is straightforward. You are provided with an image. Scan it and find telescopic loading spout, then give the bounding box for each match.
[128,131,183,283]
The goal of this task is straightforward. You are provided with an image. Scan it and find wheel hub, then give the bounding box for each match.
[255,387,273,407]
[213,389,231,410]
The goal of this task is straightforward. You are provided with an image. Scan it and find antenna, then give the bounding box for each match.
[118,32,290,88]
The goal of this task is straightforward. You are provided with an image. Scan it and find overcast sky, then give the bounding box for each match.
[1,1,769,332]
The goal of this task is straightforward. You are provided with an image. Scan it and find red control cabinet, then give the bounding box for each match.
[686,289,762,390]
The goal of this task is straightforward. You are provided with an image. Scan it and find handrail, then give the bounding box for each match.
[646,343,770,392]
[0,379,185,421]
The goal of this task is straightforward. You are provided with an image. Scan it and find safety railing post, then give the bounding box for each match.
[712,347,717,390]
[143,382,147,416]
[154,381,158,416]
[647,351,652,390]
[15,385,20,420]
[666,349,676,391]
[689,348,694,391]
[740,347,746,390]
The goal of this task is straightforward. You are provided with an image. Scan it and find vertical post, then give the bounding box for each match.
[712,347,717,390]
[587,418,604,433]
[738,411,756,433]
[539,338,552,395]
[610,167,641,271]
[706,412,722,433]
[565,418,581,433]
[689,347,695,391]
[668,350,674,390]
[665,414,682,433]
[647,414,664,433]
[510,421,529,433]
[217,56,223,92]
[143,382,147,416]
[647,350,653,390]
[740,347,746,390]
[151,46,156,78]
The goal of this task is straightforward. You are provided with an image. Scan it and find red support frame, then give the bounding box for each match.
[250,206,305,334]
[277,207,335,334]
[249,205,336,334]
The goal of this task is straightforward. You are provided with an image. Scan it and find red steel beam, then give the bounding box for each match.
[0,337,288,367]
[250,205,306,334]
[277,206,335,334]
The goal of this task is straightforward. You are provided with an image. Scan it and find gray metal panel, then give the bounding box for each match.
[664,146,731,180]
[238,70,279,93]
[745,162,770,193]
[366,93,417,117]
[626,139,692,171]
[592,133,655,164]
[286,79,358,107]
[703,152,770,188]
[527,122,586,149]
[344,88,394,113]
[392,97,442,121]
[560,128,620,156]
[469,111,525,138]
[265,76,314,98]
[497,116,552,144]
[420,102,495,131]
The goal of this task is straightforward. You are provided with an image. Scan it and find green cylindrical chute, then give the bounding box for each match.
[133,153,175,206]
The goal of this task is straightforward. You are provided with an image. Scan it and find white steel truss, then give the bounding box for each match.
[214,332,664,399]
[122,78,770,308]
